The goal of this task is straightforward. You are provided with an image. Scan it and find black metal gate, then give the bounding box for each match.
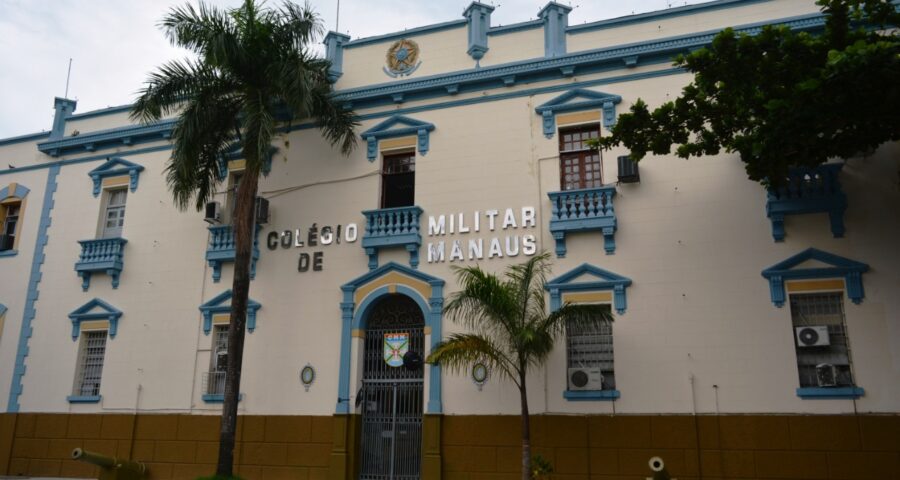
[359,295,424,480]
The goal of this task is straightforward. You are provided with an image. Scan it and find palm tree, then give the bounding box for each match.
[427,253,613,480]
[130,1,355,476]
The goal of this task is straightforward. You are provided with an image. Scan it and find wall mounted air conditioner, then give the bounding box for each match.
[617,155,640,183]
[796,326,830,347]
[815,363,838,387]
[255,197,270,224]
[204,202,222,224]
[568,367,604,391]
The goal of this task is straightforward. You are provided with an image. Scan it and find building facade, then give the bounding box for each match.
[0,1,898,479]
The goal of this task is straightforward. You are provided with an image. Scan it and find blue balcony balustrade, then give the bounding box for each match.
[206,225,260,283]
[548,186,618,257]
[74,237,127,291]
[361,206,423,270]
[766,163,847,241]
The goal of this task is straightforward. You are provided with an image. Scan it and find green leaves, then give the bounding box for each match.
[595,0,900,186]
[131,0,357,211]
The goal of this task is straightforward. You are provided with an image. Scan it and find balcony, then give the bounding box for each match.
[74,237,127,291]
[766,163,847,241]
[361,206,423,270]
[547,186,617,257]
[205,225,260,283]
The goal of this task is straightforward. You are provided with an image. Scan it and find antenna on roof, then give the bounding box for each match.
[64,58,73,99]
[335,0,341,32]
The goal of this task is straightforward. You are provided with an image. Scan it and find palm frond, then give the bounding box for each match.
[445,265,521,342]
[426,333,519,386]
[159,1,236,57]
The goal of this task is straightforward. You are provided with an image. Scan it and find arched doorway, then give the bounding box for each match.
[359,294,425,480]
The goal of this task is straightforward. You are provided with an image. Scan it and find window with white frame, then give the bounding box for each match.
[206,325,228,395]
[790,292,856,388]
[565,305,614,391]
[101,188,127,238]
[72,330,108,397]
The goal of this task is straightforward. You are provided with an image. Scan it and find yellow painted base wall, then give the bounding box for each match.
[0,413,898,480]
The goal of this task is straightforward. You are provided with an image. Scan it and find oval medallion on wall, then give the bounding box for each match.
[384,39,422,78]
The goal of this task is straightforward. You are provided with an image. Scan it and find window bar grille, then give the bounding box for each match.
[790,292,855,387]
[73,331,107,397]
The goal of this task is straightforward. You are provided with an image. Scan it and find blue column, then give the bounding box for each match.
[539,2,571,58]
[427,281,444,414]
[463,2,494,62]
[324,32,351,82]
[50,98,77,140]
[336,288,355,414]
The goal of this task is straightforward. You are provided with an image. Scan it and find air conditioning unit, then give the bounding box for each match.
[568,367,604,391]
[255,197,270,224]
[796,326,830,347]
[204,202,222,224]
[617,155,640,183]
[0,234,13,251]
[815,363,838,387]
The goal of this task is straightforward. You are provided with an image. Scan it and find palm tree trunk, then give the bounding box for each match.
[519,371,531,480]
[215,166,260,477]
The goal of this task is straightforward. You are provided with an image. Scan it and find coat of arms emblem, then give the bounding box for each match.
[383,332,409,367]
[384,39,421,78]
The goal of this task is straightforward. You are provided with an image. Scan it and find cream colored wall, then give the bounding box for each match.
[336,26,473,91]
[479,28,544,67]
[0,0,898,418]
[568,0,820,54]
[65,110,136,137]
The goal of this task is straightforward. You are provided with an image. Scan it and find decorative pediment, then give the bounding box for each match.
[546,263,632,314]
[69,298,123,340]
[88,157,145,197]
[761,248,868,307]
[216,143,275,180]
[198,290,262,335]
[360,115,435,161]
[534,89,622,138]
[0,183,29,200]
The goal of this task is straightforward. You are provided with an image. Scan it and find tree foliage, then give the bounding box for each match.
[427,253,612,480]
[594,0,900,186]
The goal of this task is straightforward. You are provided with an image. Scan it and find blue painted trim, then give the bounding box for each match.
[547,186,618,256]
[337,263,445,414]
[68,298,123,340]
[563,390,620,401]
[0,184,30,200]
[539,2,571,58]
[8,165,59,412]
[202,393,244,403]
[766,164,846,241]
[796,387,864,399]
[488,20,542,37]
[88,157,145,196]
[0,250,17,258]
[74,237,128,290]
[464,2,494,61]
[568,0,773,35]
[66,395,101,403]
[0,144,172,178]
[547,263,632,314]
[50,98,77,141]
[69,104,132,121]
[344,19,467,49]
[761,248,868,307]
[38,120,175,158]
[535,89,622,137]
[0,131,50,147]
[198,290,262,335]
[0,304,6,317]
[360,115,435,162]
[205,225,262,282]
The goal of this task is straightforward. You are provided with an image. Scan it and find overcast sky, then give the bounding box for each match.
[0,0,707,139]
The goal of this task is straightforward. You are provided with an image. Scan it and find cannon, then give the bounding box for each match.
[71,448,148,480]
[646,456,674,480]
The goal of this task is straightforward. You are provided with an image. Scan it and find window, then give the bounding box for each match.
[381,151,415,208]
[1,201,21,251]
[559,125,602,190]
[72,330,107,398]
[566,305,614,391]
[100,189,127,238]
[790,292,856,388]
[207,325,228,395]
